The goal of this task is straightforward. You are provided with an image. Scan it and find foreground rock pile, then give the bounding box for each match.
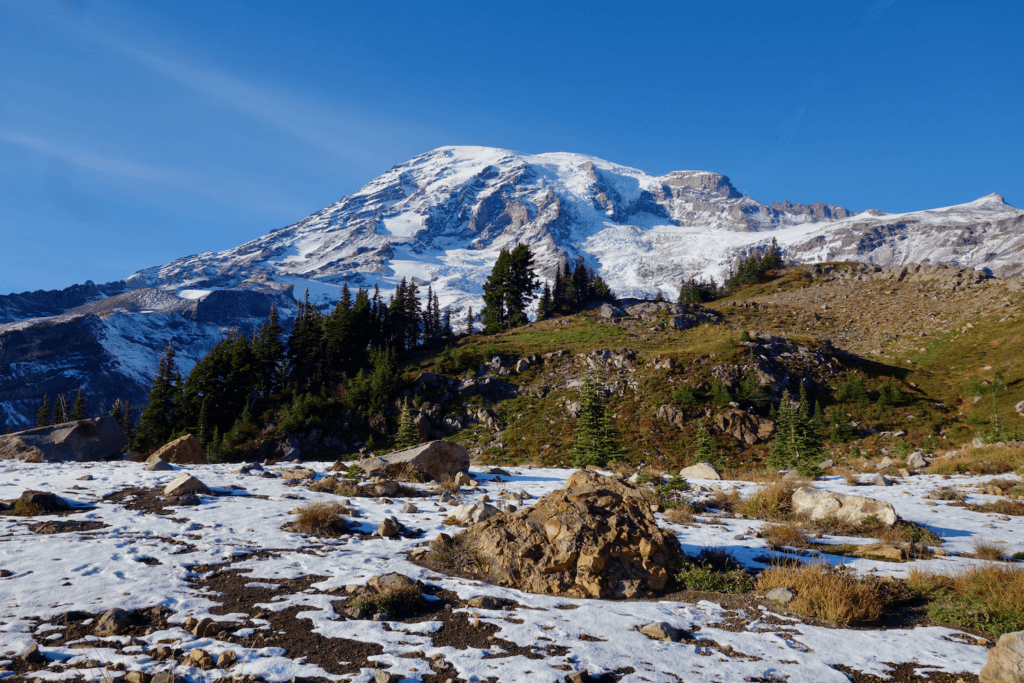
[455,470,681,599]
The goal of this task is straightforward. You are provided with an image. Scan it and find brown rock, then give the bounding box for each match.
[147,435,206,465]
[124,671,152,683]
[21,643,46,664]
[853,544,906,561]
[359,440,470,482]
[458,471,681,599]
[18,490,69,512]
[94,608,131,636]
[712,408,775,444]
[980,629,1024,683]
[280,468,315,480]
[0,416,128,462]
[639,621,683,642]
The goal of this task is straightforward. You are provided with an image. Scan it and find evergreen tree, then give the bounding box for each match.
[481,250,512,332]
[876,380,906,406]
[394,399,420,450]
[136,342,182,451]
[737,360,769,412]
[52,394,68,425]
[442,309,454,343]
[571,256,589,312]
[768,389,823,476]
[837,372,870,405]
[71,388,86,420]
[552,263,567,312]
[710,378,732,407]
[811,400,827,434]
[537,282,553,320]
[827,407,857,442]
[254,305,286,398]
[692,421,721,467]
[572,374,624,468]
[36,394,50,427]
[465,305,474,335]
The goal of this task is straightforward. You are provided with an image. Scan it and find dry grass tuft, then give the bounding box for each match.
[708,488,741,513]
[971,537,1009,561]
[908,563,1024,638]
[294,501,350,537]
[755,563,885,623]
[927,445,1024,476]
[763,522,808,550]
[664,504,695,525]
[738,481,798,520]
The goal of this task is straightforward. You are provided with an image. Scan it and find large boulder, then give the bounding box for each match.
[147,434,206,465]
[981,630,1024,683]
[0,416,128,462]
[359,440,469,482]
[457,471,681,599]
[164,474,210,498]
[791,487,899,527]
[679,463,721,480]
[712,408,775,445]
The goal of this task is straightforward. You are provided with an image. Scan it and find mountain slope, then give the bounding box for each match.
[1,145,1021,430]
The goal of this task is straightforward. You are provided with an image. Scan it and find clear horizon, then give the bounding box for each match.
[1,0,1021,294]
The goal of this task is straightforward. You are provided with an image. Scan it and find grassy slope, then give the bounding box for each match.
[404,265,1024,472]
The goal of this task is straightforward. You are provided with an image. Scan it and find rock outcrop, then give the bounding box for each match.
[359,440,470,482]
[0,417,127,462]
[712,408,775,444]
[456,471,681,599]
[980,630,1024,683]
[790,487,898,527]
[147,434,207,465]
[679,463,722,480]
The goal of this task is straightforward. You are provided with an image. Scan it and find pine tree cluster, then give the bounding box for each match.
[724,238,783,289]
[538,255,614,320]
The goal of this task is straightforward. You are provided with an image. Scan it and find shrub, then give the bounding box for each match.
[664,505,695,525]
[293,501,349,537]
[837,373,870,405]
[672,385,698,406]
[677,565,753,593]
[763,522,808,550]
[755,563,885,623]
[972,537,1009,561]
[910,564,1024,638]
[737,481,797,520]
[350,583,423,616]
[710,378,732,407]
[11,501,44,516]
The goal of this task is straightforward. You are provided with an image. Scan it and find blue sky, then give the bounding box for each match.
[1,0,1021,294]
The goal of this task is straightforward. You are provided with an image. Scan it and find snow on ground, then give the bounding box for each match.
[1,460,1017,682]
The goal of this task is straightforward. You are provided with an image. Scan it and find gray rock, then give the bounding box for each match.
[973,437,986,447]
[907,451,930,470]
[18,490,69,512]
[679,463,721,480]
[145,458,173,471]
[0,416,128,462]
[791,487,899,526]
[163,474,210,498]
[767,587,797,604]
[467,595,502,610]
[401,502,418,513]
[980,629,1024,683]
[877,456,895,469]
[372,670,395,683]
[0,569,12,577]
[1015,400,1024,414]
[359,440,470,482]
[639,621,683,642]
[818,459,836,470]
[566,401,582,419]
[871,475,893,487]
[151,672,180,683]
[597,303,624,319]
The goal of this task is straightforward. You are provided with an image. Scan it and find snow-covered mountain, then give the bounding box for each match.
[2,146,1021,429]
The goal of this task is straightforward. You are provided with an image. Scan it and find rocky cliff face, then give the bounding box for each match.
[1,146,1020,429]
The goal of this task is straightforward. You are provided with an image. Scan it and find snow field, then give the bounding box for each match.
[1,459,1018,682]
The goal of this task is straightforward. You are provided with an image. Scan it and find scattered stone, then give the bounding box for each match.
[818,459,836,470]
[401,502,418,513]
[0,569,12,577]
[124,671,152,683]
[372,670,395,683]
[979,629,1024,683]
[77,474,94,481]
[327,461,349,473]
[767,587,797,604]
[453,472,474,487]
[467,595,502,610]
[457,471,681,599]
[17,490,69,512]
[164,474,210,498]
[639,621,683,642]
[791,487,899,526]
[147,434,207,465]
[378,518,402,538]
[0,416,128,462]
[94,608,131,636]
[448,501,501,525]
[871,475,893,487]
[598,303,625,319]
[21,643,46,664]
[973,437,986,447]
[854,544,906,561]
[678,463,721,480]
[877,456,895,469]
[192,617,219,638]
[907,452,930,470]
[217,651,238,668]
[145,458,173,471]
[188,648,214,669]
[151,671,180,683]
[360,440,470,482]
